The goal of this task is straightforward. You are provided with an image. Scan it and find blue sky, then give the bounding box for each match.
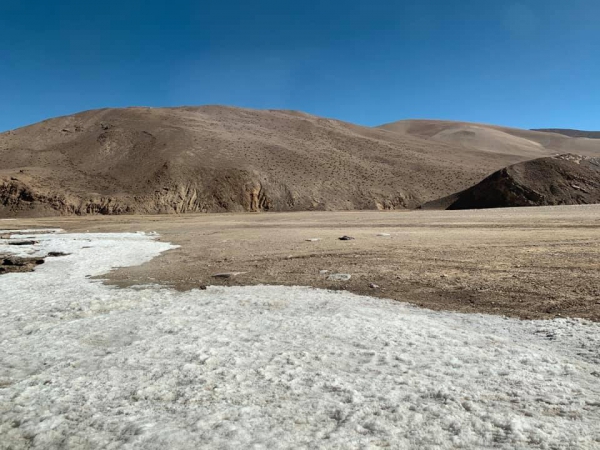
[1,0,598,132]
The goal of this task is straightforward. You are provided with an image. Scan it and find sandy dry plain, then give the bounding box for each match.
[7,204,600,321]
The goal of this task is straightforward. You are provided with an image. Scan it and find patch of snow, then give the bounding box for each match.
[1,233,599,449]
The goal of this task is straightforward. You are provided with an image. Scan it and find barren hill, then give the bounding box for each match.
[2,107,600,216]
[532,129,600,139]
[378,120,600,158]
[423,154,600,210]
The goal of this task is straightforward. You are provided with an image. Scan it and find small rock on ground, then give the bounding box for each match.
[8,240,37,246]
[327,273,352,281]
[212,272,246,279]
[338,236,355,241]
[47,252,70,257]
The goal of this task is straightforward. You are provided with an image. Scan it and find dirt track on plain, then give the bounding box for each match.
[5,204,600,321]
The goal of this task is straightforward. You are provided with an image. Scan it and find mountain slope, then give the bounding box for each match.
[532,129,600,139]
[2,108,600,217]
[378,120,600,159]
[423,154,600,210]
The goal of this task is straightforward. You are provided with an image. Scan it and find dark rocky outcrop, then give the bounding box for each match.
[422,154,600,210]
[0,255,45,274]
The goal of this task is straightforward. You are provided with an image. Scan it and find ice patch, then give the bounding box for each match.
[1,233,599,449]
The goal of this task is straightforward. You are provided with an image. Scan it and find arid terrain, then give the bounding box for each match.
[5,204,600,321]
[2,107,600,448]
[2,106,600,217]
[2,220,599,448]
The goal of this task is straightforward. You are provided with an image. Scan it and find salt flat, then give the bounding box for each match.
[1,231,599,449]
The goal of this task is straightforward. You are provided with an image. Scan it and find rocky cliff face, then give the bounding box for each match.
[0,178,132,216]
[0,171,416,217]
[0,175,269,216]
[426,154,600,210]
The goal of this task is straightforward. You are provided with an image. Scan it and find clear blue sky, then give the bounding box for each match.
[1,0,598,132]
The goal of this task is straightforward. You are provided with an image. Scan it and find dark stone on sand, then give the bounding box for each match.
[8,240,37,246]
[212,272,246,279]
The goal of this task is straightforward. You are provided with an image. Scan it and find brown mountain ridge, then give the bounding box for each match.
[1,106,600,216]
